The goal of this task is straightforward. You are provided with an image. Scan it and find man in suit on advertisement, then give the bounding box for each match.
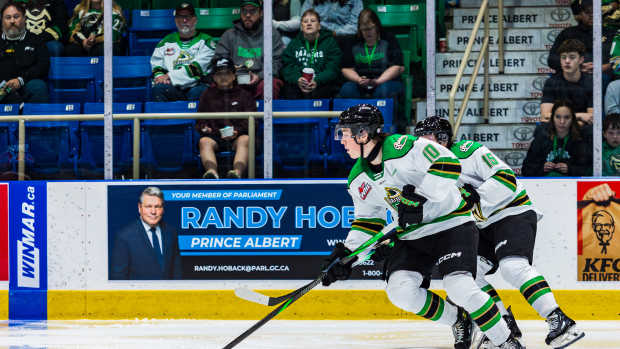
[110,186,182,280]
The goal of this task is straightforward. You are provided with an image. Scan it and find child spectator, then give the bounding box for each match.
[65,0,125,56]
[280,9,341,99]
[150,2,215,101]
[541,39,593,125]
[603,113,620,176]
[196,58,255,179]
[522,100,593,177]
[339,8,404,99]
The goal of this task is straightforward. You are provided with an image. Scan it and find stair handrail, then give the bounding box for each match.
[448,0,505,139]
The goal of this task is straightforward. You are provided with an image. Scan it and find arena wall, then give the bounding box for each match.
[0,179,618,320]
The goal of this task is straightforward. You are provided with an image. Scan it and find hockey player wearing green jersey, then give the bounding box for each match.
[323,104,523,349]
[414,116,585,349]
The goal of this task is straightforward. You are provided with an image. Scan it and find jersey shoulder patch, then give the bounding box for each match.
[383,134,417,161]
[450,140,483,159]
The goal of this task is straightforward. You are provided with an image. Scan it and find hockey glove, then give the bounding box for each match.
[397,185,427,228]
[321,242,356,286]
[369,241,394,263]
[460,183,480,211]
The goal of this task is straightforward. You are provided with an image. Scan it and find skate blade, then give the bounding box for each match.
[550,325,585,349]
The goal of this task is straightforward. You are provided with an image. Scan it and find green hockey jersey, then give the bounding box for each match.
[450,140,541,228]
[344,134,474,251]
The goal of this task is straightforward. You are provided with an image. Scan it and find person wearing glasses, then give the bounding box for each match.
[150,2,216,101]
[214,0,285,99]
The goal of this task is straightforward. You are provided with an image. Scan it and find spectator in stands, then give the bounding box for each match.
[65,0,126,56]
[541,39,593,125]
[273,0,302,46]
[214,0,285,99]
[300,0,362,37]
[602,0,620,30]
[0,1,49,103]
[150,2,215,102]
[605,30,620,115]
[15,0,68,56]
[603,113,620,175]
[522,100,592,177]
[197,58,255,179]
[280,9,341,99]
[549,0,614,80]
[339,8,404,99]
[110,186,182,280]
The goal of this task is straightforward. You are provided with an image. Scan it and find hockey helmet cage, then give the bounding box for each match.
[334,104,384,143]
[414,116,453,145]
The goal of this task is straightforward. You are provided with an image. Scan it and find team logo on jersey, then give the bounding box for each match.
[358,182,372,200]
[165,47,175,56]
[459,140,474,152]
[383,187,402,209]
[393,135,407,150]
[592,210,615,254]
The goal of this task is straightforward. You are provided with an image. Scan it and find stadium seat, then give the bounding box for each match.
[142,101,198,178]
[78,102,142,178]
[196,7,239,36]
[48,57,99,103]
[128,9,176,56]
[95,56,152,102]
[0,104,19,173]
[20,103,80,179]
[257,99,330,177]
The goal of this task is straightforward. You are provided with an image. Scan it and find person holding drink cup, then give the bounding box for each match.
[280,9,342,99]
[196,57,256,179]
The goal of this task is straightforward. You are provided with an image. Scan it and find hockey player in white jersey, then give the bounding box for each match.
[414,116,585,349]
[322,104,523,349]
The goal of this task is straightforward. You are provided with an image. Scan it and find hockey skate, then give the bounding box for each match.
[504,306,522,339]
[451,306,473,349]
[498,336,525,349]
[545,308,585,348]
[470,327,494,349]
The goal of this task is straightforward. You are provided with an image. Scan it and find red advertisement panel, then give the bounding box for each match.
[0,184,7,281]
[577,180,620,282]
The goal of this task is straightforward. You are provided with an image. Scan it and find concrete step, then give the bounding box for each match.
[436,51,553,75]
[416,100,540,124]
[454,123,535,150]
[436,74,546,100]
[493,149,527,175]
[453,7,575,29]
[460,0,571,8]
[448,28,559,51]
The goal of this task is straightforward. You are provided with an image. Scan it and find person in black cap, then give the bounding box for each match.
[196,57,256,179]
[150,2,216,101]
[214,0,285,99]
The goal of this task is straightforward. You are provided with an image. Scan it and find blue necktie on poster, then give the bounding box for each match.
[150,227,164,270]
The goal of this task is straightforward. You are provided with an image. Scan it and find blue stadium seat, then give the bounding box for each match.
[20,103,81,179]
[48,57,99,103]
[96,56,152,102]
[128,9,176,56]
[78,102,142,178]
[257,99,330,177]
[0,104,19,173]
[142,101,198,177]
[328,99,395,177]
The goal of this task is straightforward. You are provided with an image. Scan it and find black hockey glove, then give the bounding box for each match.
[460,183,480,211]
[369,241,394,263]
[398,185,427,228]
[321,242,356,286]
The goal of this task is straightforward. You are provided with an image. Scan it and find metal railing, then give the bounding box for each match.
[448,0,505,136]
[2,111,341,180]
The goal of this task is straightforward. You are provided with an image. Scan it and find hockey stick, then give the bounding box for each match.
[234,221,398,306]
[222,222,398,349]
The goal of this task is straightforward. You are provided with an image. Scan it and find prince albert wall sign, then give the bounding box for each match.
[578,181,620,282]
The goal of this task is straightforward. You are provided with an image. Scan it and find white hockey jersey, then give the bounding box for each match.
[450,140,541,228]
[344,134,474,252]
[151,32,216,89]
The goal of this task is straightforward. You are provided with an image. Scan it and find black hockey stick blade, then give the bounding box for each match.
[233,221,399,306]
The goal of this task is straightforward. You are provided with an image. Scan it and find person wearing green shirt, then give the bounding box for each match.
[603,113,620,176]
[280,9,342,99]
